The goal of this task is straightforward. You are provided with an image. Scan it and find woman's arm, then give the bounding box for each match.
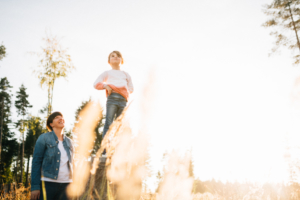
[31,135,46,191]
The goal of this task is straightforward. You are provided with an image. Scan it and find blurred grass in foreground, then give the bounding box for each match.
[2,181,300,200]
[3,70,300,200]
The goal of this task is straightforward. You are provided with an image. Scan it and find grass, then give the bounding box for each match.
[3,74,300,200]
[0,184,30,200]
[3,184,300,200]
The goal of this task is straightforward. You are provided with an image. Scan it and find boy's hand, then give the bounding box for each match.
[105,85,113,95]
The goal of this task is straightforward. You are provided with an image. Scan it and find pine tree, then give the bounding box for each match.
[0,44,6,61]
[15,84,32,184]
[0,77,18,183]
[263,0,300,64]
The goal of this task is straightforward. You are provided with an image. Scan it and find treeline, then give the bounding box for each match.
[0,76,48,185]
[154,154,300,199]
[192,179,300,199]
[0,35,104,186]
[0,76,104,186]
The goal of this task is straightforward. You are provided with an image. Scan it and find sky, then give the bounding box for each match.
[1,0,300,190]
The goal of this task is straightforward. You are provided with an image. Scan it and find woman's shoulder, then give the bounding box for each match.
[36,131,53,143]
[38,131,50,137]
[64,135,73,145]
[42,131,53,136]
[64,135,72,141]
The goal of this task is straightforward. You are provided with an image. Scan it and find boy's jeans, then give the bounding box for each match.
[103,93,127,139]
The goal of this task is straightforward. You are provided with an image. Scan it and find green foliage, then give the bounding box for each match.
[24,116,46,157]
[14,84,32,184]
[2,166,14,183]
[0,44,6,61]
[34,34,75,116]
[0,77,12,105]
[15,84,32,118]
[262,0,300,64]
[24,116,46,186]
[0,77,18,183]
[64,128,72,139]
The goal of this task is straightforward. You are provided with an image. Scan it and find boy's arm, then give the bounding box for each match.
[31,135,46,191]
[126,73,134,94]
[93,71,108,90]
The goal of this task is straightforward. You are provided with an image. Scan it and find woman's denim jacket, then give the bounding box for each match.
[31,131,74,191]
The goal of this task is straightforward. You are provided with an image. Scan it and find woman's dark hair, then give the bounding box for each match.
[46,112,63,131]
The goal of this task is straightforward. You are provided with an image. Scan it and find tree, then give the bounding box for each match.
[24,116,45,186]
[0,44,6,61]
[73,99,104,155]
[263,0,300,64]
[0,77,18,183]
[34,34,75,116]
[15,84,32,184]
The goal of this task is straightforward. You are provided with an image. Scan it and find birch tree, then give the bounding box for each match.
[34,34,75,116]
[263,0,300,64]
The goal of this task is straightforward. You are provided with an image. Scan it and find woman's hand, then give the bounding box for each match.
[31,190,40,200]
[105,85,113,95]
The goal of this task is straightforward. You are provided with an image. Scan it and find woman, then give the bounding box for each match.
[31,112,74,200]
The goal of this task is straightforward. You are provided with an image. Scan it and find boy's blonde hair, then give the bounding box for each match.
[108,51,124,64]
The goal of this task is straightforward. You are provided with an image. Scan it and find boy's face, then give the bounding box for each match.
[109,53,122,65]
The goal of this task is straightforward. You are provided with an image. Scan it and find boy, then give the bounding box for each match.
[93,51,134,156]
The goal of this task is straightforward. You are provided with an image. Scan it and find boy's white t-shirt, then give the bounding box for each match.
[41,141,72,183]
[93,69,134,93]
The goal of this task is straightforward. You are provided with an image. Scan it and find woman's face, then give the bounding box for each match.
[50,115,65,129]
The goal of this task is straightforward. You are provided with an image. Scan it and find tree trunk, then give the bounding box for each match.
[50,81,54,116]
[17,142,20,183]
[0,97,3,184]
[0,97,3,163]
[14,163,17,183]
[25,155,30,187]
[47,81,55,117]
[47,82,51,117]
[20,130,24,185]
[288,4,300,52]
